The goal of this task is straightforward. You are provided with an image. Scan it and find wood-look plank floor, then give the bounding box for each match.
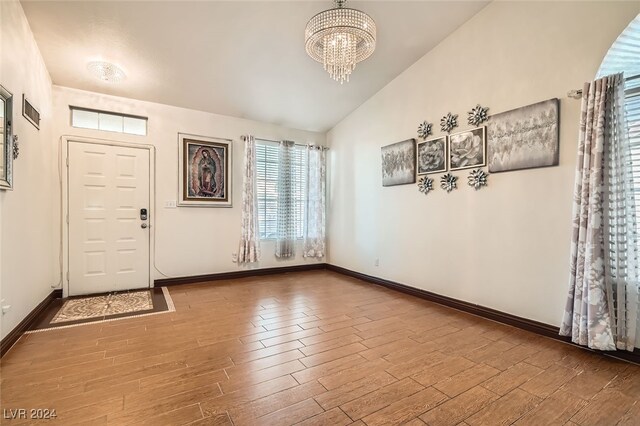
[1,270,639,425]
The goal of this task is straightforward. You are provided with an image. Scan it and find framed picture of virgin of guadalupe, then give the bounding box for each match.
[178,133,232,207]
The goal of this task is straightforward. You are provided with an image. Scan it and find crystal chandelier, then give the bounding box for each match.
[305,0,376,84]
[87,61,126,83]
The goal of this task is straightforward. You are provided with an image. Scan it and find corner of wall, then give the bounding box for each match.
[324,1,640,327]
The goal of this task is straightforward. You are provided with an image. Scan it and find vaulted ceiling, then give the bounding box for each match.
[21,1,489,132]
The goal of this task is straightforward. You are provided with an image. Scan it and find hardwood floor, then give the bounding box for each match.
[1,270,639,425]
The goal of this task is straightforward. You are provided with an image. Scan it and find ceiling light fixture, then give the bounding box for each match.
[305,0,376,84]
[87,61,126,83]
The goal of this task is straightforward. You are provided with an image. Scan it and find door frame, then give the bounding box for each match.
[61,135,156,298]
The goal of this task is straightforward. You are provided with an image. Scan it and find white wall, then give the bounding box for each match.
[4,0,638,338]
[326,1,640,326]
[0,0,54,338]
[52,86,325,289]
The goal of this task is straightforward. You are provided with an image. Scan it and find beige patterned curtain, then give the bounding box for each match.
[303,145,326,258]
[560,74,639,351]
[237,135,260,263]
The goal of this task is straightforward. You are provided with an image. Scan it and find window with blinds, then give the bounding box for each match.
[627,75,640,242]
[255,140,307,240]
[597,15,640,260]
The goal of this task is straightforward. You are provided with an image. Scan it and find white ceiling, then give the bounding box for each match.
[21,1,488,132]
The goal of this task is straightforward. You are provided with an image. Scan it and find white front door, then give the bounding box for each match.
[68,141,150,296]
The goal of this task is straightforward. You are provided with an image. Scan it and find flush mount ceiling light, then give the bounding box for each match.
[305,0,376,84]
[87,61,126,83]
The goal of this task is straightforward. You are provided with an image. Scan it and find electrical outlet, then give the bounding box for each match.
[164,200,177,208]
[374,258,379,267]
[231,253,238,262]
[1,301,11,315]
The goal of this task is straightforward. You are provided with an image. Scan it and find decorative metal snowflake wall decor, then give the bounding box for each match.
[468,169,488,190]
[417,176,434,195]
[440,173,458,193]
[417,121,432,140]
[467,104,489,126]
[440,113,458,133]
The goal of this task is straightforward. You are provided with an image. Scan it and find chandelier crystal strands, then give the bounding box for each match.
[305,0,376,84]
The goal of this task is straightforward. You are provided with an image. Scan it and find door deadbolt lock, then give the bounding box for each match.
[140,208,148,221]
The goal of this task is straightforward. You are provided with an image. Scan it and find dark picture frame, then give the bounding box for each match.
[417,136,447,175]
[448,126,486,171]
[178,133,232,207]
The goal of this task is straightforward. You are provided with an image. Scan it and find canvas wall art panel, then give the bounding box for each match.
[448,127,486,171]
[381,138,416,186]
[487,98,559,173]
[417,136,447,175]
[178,133,232,207]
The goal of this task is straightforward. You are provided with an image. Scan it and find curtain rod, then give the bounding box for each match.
[242,135,328,150]
[568,73,640,99]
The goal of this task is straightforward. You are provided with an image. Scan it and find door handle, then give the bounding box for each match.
[141,223,148,229]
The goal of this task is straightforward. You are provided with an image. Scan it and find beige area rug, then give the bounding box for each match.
[51,291,153,323]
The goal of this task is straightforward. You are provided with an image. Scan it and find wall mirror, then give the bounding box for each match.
[0,84,13,190]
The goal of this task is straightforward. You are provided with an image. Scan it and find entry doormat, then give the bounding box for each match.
[52,291,153,323]
[27,287,175,332]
